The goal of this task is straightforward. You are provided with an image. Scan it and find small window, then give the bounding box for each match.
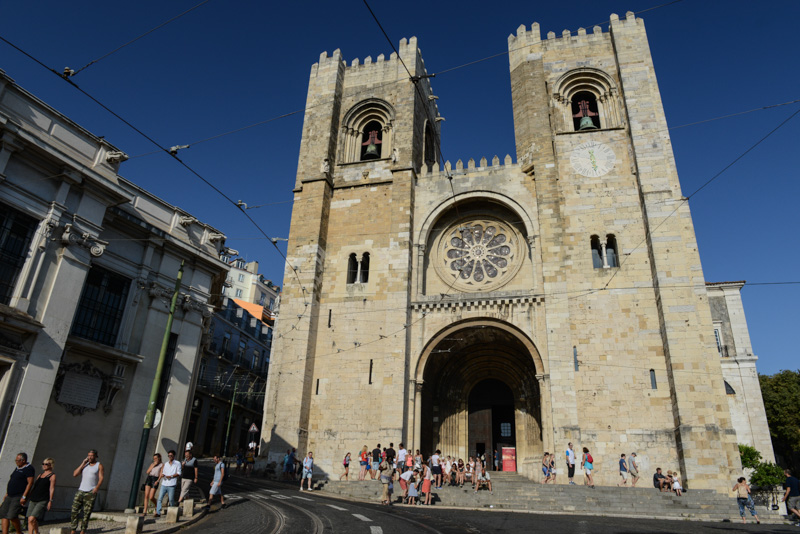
[259,292,266,306]
[235,288,243,298]
[360,252,370,283]
[714,325,726,357]
[606,235,619,268]
[238,273,245,282]
[221,333,231,355]
[347,253,358,284]
[650,369,657,390]
[724,380,736,395]
[590,236,603,269]
[237,340,247,362]
[500,423,512,438]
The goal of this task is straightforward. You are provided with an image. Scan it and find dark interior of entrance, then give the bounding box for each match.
[468,379,515,460]
[420,322,542,469]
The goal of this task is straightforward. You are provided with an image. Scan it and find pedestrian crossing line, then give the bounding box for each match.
[263,489,278,493]
[326,504,348,511]
[370,527,383,534]
[294,496,313,501]
[352,514,372,522]
[272,494,290,500]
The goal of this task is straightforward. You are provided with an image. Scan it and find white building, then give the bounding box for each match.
[0,69,229,509]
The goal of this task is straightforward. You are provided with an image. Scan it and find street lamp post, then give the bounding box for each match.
[127,261,184,510]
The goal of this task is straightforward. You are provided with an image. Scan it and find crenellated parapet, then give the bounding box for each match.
[508,12,641,71]
[425,153,517,177]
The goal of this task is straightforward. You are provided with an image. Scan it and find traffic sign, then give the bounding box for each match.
[248,423,259,433]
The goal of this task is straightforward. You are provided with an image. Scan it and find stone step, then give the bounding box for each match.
[317,479,788,524]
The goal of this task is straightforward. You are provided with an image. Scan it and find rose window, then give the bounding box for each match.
[435,218,522,291]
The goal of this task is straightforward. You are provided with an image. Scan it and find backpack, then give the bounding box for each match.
[587,454,593,463]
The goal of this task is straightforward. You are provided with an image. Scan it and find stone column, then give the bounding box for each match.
[412,380,423,452]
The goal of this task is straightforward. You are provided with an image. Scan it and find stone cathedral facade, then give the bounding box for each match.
[262,12,767,491]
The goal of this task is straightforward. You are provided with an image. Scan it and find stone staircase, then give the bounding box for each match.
[315,472,787,524]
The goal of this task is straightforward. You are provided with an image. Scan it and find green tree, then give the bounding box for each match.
[749,461,785,488]
[759,370,800,471]
[739,444,762,470]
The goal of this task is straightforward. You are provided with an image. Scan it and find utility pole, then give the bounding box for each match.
[127,261,184,510]
[224,380,239,457]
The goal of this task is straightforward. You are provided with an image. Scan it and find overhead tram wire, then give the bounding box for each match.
[0,35,309,326]
[66,0,213,77]
[601,105,800,292]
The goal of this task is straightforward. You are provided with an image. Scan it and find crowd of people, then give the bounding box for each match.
[334,443,493,505]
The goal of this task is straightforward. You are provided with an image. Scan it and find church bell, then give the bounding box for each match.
[364,142,380,158]
[362,129,382,160]
[578,116,598,130]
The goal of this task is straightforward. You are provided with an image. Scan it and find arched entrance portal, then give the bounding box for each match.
[417,321,544,473]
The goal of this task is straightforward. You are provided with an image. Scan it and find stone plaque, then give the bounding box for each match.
[57,371,102,410]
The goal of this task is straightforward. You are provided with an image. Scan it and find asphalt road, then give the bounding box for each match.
[187,467,797,534]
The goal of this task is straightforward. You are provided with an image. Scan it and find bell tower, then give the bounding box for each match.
[507,12,740,491]
[262,38,440,466]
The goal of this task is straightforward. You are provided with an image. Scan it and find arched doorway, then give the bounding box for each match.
[416,320,544,473]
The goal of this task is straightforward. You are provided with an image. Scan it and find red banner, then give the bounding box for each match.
[502,447,516,472]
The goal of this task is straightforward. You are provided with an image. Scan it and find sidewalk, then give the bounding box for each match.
[40,507,208,534]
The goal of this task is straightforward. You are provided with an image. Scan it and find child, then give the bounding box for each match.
[672,474,683,496]
[407,475,418,505]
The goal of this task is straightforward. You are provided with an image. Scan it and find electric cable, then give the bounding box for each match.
[68,0,212,77]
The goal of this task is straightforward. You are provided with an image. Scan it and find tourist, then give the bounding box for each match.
[155,450,180,517]
[733,477,758,523]
[455,459,466,486]
[672,473,683,496]
[206,454,226,509]
[340,452,351,481]
[371,444,381,480]
[404,448,413,472]
[653,467,669,491]
[549,453,557,484]
[70,449,104,533]
[358,446,369,481]
[421,461,433,505]
[414,449,423,471]
[1,453,34,534]
[386,443,396,468]
[629,452,640,487]
[783,469,800,526]
[565,443,576,485]
[179,448,198,504]
[465,457,474,487]
[406,472,419,505]
[431,449,442,489]
[142,453,162,516]
[493,449,499,472]
[617,454,629,487]
[26,457,55,534]
[245,446,256,477]
[475,464,493,494]
[399,466,414,501]
[581,447,594,489]
[234,448,245,474]
[378,457,391,505]
[541,453,551,483]
[300,451,314,491]
[397,443,407,473]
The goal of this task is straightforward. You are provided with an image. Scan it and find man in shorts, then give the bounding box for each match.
[207,454,226,509]
[628,452,640,487]
[783,469,800,525]
[300,452,314,491]
[475,464,493,494]
[430,449,442,489]
[617,454,629,486]
[653,467,669,491]
[0,453,34,534]
[565,443,576,485]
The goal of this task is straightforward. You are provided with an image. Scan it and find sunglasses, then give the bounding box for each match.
[42,463,51,466]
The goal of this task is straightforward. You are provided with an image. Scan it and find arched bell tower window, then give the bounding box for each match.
[347,253,358,284]
[590,235,603,269]
[360,120,383,160]
[552,68,623,133]
[424,120,437,172]
[340,99,395,163]
[571,91,600,131]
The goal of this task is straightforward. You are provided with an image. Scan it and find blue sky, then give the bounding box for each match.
[2,1,797,374]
